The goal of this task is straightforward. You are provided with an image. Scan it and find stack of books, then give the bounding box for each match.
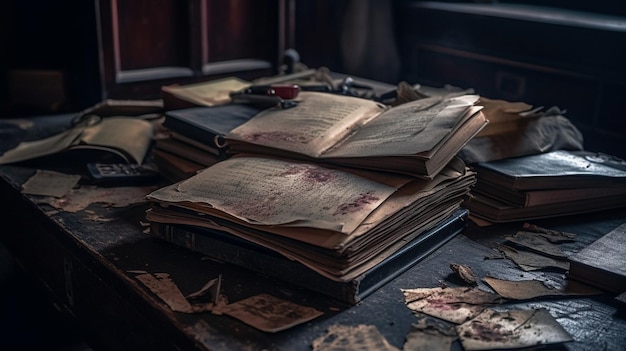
[146,89,488,304]
[152,104,265,181]
[465,150,626,223]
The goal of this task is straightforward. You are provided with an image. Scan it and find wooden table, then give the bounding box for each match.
[1,164,625,351]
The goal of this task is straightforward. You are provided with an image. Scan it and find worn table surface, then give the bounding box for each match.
[1,164,625,351]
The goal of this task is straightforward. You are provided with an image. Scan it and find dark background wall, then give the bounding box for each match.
[0,0,624,158]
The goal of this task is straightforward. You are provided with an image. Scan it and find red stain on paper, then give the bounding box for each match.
[426,299,462,311]
[334,192,379,216]
[464,320,511,342]
[244,131,308,144]
[221,192,282,221]
[279,165,337,184]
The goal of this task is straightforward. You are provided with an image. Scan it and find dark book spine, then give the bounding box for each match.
[150,222,360,304]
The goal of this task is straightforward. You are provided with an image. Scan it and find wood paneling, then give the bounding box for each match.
[97,0,283,100]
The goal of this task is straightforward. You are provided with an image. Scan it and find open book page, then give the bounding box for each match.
[226,92,387,158]
[146,158,475,280]
[78,117,154,164]
[146,157,471,249]
[146,155,398,233]
[347,158,468,238]
[0,125,84,164]
[322,94,480,158]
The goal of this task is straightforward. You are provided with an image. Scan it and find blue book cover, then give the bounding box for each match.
[163,104,265,151]
[150,209,468,305]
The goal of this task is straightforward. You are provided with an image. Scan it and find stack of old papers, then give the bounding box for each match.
[146,154,476,303]
[146,84,488,303]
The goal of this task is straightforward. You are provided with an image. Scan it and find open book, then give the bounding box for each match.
[145,154,476,282]
[225,92,487,179]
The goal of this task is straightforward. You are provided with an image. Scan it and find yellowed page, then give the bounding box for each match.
[162,77,251,106]
[147,156,397,233]
[322,94,480,158]
[0,126,84,164]
[79,117,154,164]
[226,92,387,158]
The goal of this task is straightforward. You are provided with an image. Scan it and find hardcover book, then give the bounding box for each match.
[466,150,626,223]
[472,181,626,207]
[465,192,626,223]
[146,155,476,285]
[150,209,468,304]
[470,150,626,191]
[567,223,626,294]
[225,91,487,179]
[162,104,265,157]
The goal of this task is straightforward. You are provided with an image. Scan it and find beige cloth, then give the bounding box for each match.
[458,109,584,164]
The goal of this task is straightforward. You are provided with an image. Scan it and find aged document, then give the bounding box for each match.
[324,94,478,157]
[148,155,398,233]
[227,91,386,157]
[162,77,251,107]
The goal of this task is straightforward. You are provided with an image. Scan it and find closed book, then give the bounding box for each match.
[150,209,468,305]
[471,150,626,191]
[472,183,626,207]
[154,137,221,166]
[466,192,626,223]
[162,104,265,153]
[567,223,626,294]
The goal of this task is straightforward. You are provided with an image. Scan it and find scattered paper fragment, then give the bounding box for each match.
[450,263,478,285]
[133,272,224,313]
[402,287,503,324]
[483,276,602,300]
[223,293,323,333]
[456,308,573,350]
[312,324,399,351]
[505,232,566,259]
[493,243,569,271]
[21,169,81,198]
[522,223,576,243]
[135,272,194,313]
[45,185,157,212]
[403,314,457,351]
[186,275,222,304]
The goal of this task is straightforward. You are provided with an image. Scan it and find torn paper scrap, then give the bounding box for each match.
[21,169,81,198]
[185,275,222,304]
[49,185,157,212]
[505,232,566,259]
[522,223,576,243]
[493,243,569,271]
[135,272,194,313]
[133,272,222,313]
[456,308,573,350]
[312,324,399,351]
[403,314,457,351]
[402,287,503,324]
[222,293,323,333]
[483,276,602,300]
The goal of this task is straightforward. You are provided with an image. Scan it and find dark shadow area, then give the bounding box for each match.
[0,242,93,351]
